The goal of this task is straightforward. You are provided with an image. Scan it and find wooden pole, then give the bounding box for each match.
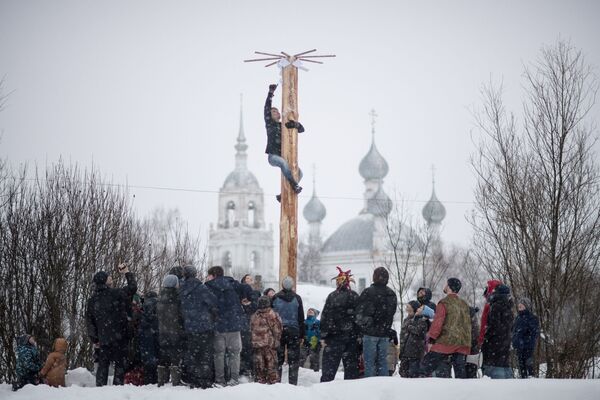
[279,59,299,290]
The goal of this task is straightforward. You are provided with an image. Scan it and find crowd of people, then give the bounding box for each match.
[12,264,540,390]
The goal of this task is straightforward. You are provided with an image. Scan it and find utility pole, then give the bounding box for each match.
[245,49,334,289]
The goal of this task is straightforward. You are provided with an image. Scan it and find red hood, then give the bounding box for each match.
[485,279,503,298]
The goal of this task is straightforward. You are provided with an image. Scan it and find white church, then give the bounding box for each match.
[208,103,446,293]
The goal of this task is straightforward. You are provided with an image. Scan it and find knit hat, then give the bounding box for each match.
[183,265,197,279]
[282,276,294,290]
[332,266,354,289]
[447,277,462,293]
[307,308,320,318]
[373,267,389,285]
[258,296,271,309]
[162,274,179,288]
[408,300,421,313]
[518,297,532,310]
[93,271,109,285]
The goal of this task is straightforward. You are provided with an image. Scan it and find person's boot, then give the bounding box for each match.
[170,366,182,386]
[157,366,167,387]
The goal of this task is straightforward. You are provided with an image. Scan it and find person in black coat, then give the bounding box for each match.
[481,284,514,379]
[272,276,305,385]
[264,84,305,201]
[356,267,398,377]
[86,264,137,386]
[157,275,185,386]
[179,266,219,388]
[512,298,539,378]
[320,267,361,382]
[465,306,481,379]
[138,291,159,384]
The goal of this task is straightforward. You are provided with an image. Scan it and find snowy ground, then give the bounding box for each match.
[2,367,599,400]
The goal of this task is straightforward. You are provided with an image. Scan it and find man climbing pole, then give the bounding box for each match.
[264,83,304,202]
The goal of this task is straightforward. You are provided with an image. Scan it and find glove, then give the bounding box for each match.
[285,120,298,129]
[269,84,277,93]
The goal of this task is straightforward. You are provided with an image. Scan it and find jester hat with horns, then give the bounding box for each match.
[332,266,354,289]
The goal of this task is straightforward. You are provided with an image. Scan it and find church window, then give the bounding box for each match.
[223,251,232,270]
[249,251,259,270]
[359,278,366,293]
[226,201,235,228]
[248,201,255,227]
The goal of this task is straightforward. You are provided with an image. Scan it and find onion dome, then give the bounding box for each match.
[422,187,446,224]
[359,136,389,180]
[366,186,392,217]
[303,189,326,223]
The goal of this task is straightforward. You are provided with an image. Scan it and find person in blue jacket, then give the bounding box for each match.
[205,266,251,386]
[301,308,321,372]
[12,334,42,391]
[512,298,539,378]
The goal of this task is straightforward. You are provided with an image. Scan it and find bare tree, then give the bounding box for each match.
[297,234,322,284]
[0,161,205,383]
[378,195,419,321]
[471,40,600,378]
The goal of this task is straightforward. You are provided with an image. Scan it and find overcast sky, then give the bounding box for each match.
[1,0,599,251]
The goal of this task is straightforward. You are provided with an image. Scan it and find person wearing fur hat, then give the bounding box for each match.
[419,278,471,378]
[300,308,321,372]
[320,267,361,382]
[251,296,283,384]
[272,276,305,385]
[12,334,42,391]
[399,301,429,378]
[512,297,539,378]
[481,284,514,379]
[85,263,137,386]
[356,267,398,377]
[40,338,68,387]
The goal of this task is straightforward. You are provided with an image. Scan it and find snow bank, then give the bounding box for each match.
[2,367,598,400]
[296,283,332,313]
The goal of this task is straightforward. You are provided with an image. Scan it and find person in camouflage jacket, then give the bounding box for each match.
[13,334,42,391]
[251,296,283,384]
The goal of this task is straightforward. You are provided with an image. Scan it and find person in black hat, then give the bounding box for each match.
[419,278,471,378]
[85,263,137,386]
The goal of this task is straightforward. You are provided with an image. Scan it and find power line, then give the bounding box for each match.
[23,178,476,206]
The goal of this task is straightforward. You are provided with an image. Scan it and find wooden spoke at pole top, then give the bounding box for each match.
[244,49,335,290]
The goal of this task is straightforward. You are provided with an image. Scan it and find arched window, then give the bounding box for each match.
[249,251,259,270]
[248,201,255,227]
[226,201,235,228]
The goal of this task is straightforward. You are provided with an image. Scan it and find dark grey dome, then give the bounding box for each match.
[422,189,446,224]
[322,214,374,253]
[303,191,326,223]
[366,186,392,217]
[359,139,389,180]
